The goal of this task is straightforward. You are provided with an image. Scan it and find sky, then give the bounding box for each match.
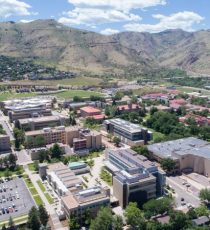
[0,0,209,35]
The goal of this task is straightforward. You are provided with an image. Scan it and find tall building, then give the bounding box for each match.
[25,126,102,151]
[104,118,153,146]
[105,148,165,208]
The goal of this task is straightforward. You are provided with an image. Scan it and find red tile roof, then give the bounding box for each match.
[80,106,101,113]
[117,104,139,111]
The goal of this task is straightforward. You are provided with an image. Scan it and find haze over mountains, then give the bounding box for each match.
[0,19,210,75]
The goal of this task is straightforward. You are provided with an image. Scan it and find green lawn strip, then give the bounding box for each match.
[28,163,36,172]
[29,187,38,196]
[33,194,44,206]
[37,179,46,192]
[44,193,54,204]
[48,90,104,99]
[0,214,28,227]
[23,176,34,188]
[100,167,112,186]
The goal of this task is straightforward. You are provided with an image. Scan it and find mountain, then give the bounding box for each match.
[0,19,210,75]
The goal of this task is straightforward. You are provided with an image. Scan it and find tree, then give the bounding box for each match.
[90,207,113,230]
[1,224,7,230]
[160,158,176,173]
[199,188,210,203]
[113,136,120,147]
[112,215,123,230]
[28,206,41,230]
[69,114,77,126]
[195,205,210,217]
[69,215,80,230]
[13,128,25,150]
[124,202,146,229]
[143,197,173,219]
[38,205,49,226]
[35,135,45,147]
[4,169,12,178]
[169,210,192,230]
[131,146,150,159]
[150,107,158,115]
[8,216,15,230]
[39,150,50,163]
[8,154,16,169]
[50,143,63,159]
[34,161,39,172]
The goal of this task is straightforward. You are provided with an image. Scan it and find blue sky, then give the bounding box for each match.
[0,0,209,34]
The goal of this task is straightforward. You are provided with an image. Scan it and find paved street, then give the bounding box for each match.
[166,176,200,209]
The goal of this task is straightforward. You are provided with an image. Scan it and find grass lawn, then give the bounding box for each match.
[33,194,44,206]
[1,76,103,87]
[45,193,54,204]
[37,180,46,193]
[29,187,38,196]
[28,163,37,172]
[100,167,112,186]
[0,214,28,227]
[48,90,103,99]
[0,92,36,102]
[23,176,34,188]
[0,89,104,101]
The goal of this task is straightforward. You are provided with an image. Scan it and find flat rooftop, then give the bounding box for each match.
[148,137,210,159]
[19,115,68,124]
[106,118,152,134]
[80,106,101,114]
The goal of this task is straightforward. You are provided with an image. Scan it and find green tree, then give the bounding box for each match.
[4,169,12,178]
[13,128,25,149]
[34,160,39,172]
[113,136,120,147]
[38,205,49,226]
[112,215,123,230]
[28,206,41,230]
[35,135,45,147]
[199,188,210,203]
[8,216,15,230]
[169,210,192,230]
[124,202,146,230]
[1,224,6,230]
[8,154,16,169]
[160,158,176,173]
[90,207,113,230]
[69,215,80,230]
[143,197,173,219]
[50,143,63,159]
[195,205,210,217]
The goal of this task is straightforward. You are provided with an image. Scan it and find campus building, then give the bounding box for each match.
[61,186,110,218]
[104,148,165,208]
[2,97,53,122]
[45,162,83,196]
[104,118,153,146]
[0,135,11,153]
[80,106,101,118]
[148,137,210,176]
[25,126,102,151]
[17,115,70,131]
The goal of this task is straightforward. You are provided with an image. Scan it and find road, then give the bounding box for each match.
[166,176,200,209]
[0,111,14,141]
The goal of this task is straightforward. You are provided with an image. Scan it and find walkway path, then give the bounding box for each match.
[24,165,67,230]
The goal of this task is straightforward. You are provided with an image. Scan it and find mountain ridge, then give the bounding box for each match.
[0,19,210,75]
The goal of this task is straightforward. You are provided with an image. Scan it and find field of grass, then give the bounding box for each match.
[48,90,103,99]
[37,180,46,193]
[33,194,44,206]
[0,77,103,87]
[100,167,112,186]
[28,163,37,172]
[0,89,104,101]
[29,187,38,196]
[45,193,54,204]
[0,214,28,227]
[0,92,37,102]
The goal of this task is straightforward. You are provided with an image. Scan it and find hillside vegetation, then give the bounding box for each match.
[1,20,210,75]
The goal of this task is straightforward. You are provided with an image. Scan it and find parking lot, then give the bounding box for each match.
[0,177,36,221]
